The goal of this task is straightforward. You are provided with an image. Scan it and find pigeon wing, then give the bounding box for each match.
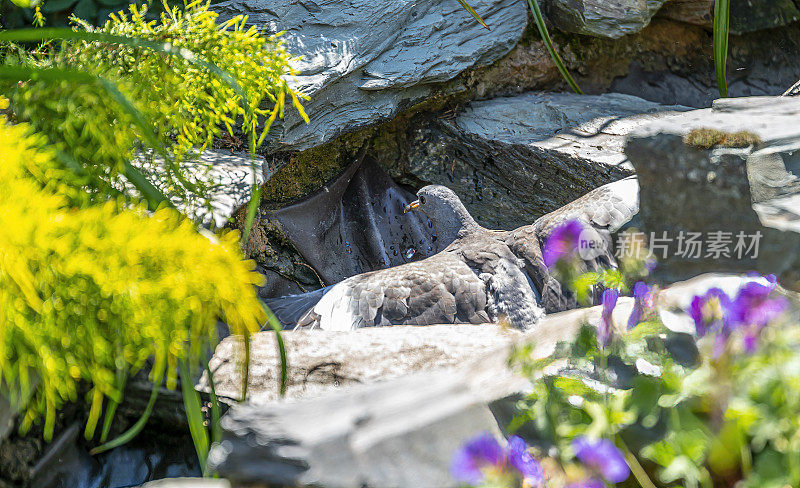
[297,252,488,330]
[506,176,639,312]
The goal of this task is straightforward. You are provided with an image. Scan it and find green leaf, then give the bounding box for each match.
[0,29,252,115]
[525,0,582,94]
[454,0,488,29]
[0,65,174,210]
[90,384,159,455]
[179,358,210,474]
[261,302,289,397]
[713,0,730,97]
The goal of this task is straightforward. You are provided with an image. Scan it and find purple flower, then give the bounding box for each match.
[598,288,619,348]
[726,276,788,353]
[543,220,585,268]
[727,277,787,329]
[507,436,545,486]
[688,287,731,338]
[572,437,630,484]
[627,281,656,330]
[451,433,545,486]
[450,433,505,485]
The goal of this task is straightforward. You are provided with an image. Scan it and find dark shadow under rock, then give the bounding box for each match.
[249,156,439,299]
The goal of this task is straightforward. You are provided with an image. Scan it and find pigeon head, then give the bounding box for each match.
[404,185,479,242]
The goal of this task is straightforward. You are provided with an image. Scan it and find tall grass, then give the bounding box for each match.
[713,0,730,97]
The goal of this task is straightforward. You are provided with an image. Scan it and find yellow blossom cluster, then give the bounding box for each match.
[0,115,264,440]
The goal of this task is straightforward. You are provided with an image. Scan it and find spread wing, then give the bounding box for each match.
[297,252,490,330]
[506,176,639,312]
[533,176,639,236]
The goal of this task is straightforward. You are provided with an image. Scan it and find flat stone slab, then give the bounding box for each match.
[212,0,528,151]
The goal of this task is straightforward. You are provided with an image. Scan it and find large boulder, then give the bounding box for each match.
[657,0,800,34]
[546,0,668,39]
[625,95,800,283]
[211,0,528,152]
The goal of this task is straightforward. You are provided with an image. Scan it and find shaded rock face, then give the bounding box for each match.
[626,96,800,283]
[655,0,799,34]
[211,0,528,152]
[379,92,685,230]
[547,0,668,39]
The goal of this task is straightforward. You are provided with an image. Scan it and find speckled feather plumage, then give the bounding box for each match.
[296,177,638,330]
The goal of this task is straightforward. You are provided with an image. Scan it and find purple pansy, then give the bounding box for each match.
[726,276,788,352]
[598,288,620,348]
[627,281,656,330]
[688,287,731,338]
[450,432,505,485]
[688,277,788,356]
[543,220,585,268]
[451,433,545,487]
[727,276,787,329]
[572,437,630,484]
[507,435,545,485]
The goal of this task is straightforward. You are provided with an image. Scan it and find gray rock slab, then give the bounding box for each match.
[212,0,528,152]
[397,92,688,229]
[547,0,667,39]
[625,95,800,282]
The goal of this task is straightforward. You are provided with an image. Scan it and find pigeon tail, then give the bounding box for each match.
[263,285,332,330]
[485,259,544,330]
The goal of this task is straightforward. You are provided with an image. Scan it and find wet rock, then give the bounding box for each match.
[656,0,800,33]
[387,92,687,229]
[547,0,668,39]
[625,95,800,282]
[729,0,800,34]
[212,0,528,152]
[656,0,714,26]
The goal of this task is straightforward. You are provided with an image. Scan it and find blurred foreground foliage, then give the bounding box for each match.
[0,116,265,441]
[0,0,302,466]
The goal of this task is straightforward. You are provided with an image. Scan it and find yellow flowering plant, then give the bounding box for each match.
[0,117,266,467]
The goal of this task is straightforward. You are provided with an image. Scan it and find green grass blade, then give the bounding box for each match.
[713,0,730,97]
[454,0,488,29]
[526,0,582,94]
[0,65,173,210]
[203,360,222,446]
[179,358,210,474]
[90,384,159,455]
[260,301,288,397]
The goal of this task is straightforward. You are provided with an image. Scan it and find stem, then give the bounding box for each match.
[617,436,659,488]
[526,0,583,94]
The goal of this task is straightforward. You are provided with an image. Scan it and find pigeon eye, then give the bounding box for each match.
[419,196,426,204]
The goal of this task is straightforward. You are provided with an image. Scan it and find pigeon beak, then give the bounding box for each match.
[403,200,421,214]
